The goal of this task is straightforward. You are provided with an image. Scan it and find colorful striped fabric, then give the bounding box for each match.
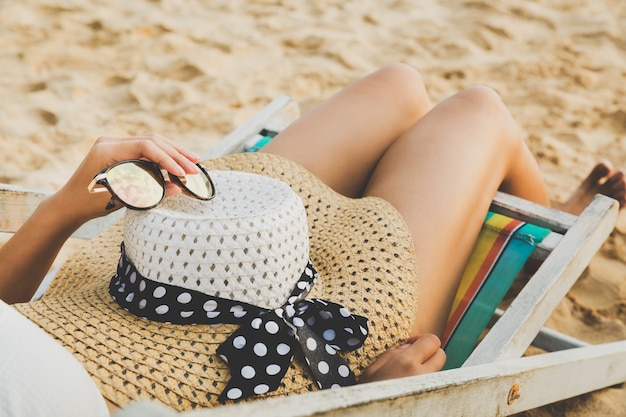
[442,211,551,370]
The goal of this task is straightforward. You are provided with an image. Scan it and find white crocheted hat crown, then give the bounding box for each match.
[123,170,309,310]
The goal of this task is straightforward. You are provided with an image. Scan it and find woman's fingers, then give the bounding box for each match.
[91,134,201,176]
[88,133,203,199]
[164,181,183,197]
[412,335,447,372]
[403,334,446,369]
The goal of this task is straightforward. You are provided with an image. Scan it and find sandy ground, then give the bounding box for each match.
[1,0,625,414]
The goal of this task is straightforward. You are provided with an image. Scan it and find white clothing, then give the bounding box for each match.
[0,300,109,417]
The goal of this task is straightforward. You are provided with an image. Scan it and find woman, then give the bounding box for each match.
[0,63,624,414]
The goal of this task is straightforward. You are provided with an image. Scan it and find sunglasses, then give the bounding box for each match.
[88,159,215,210]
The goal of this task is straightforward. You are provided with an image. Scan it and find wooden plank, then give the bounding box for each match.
[0,184,52,234]
[490,309,589,351]
[202,95,300,159]
[0,183,124,240]
[181,340,626,417]
[532,231,562,261]
[491,191,576,234]
[531,323,589,351]
[465,194,619,366]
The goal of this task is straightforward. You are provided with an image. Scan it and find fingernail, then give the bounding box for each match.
[187,162,200,173]
[185,150,201,161]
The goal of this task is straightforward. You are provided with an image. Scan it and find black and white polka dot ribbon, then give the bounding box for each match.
[109,243,369,403]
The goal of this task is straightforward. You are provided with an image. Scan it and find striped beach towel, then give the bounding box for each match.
[442,211,551,369]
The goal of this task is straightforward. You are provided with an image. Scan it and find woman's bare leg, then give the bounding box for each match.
[263,64,451,380]
[363,85,549,337]
[263,64,432,197]
[264,64,549,337]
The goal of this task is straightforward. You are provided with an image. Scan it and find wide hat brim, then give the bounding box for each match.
[15,153,419,411]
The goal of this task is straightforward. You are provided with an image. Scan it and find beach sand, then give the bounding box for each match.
[1,0,625,414]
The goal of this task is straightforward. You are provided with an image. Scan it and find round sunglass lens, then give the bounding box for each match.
[180,169,214,200]
[106,162,164,208]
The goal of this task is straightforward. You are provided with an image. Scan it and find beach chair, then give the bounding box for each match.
[2,96,626,416]
[196,96,626,416]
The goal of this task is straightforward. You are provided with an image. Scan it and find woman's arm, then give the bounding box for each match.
[0,134,202,304]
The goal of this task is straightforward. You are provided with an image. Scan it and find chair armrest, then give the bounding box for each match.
[465,194,619,366]
[0,183,52,234]
[0,183,123,240]
[202,95,300,159]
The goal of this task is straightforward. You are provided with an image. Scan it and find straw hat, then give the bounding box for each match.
[15,152,419,411]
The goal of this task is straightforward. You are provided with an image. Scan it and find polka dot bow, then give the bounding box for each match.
[110,243,369,403]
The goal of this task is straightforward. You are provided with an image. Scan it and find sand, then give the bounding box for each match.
[1,0,625,414]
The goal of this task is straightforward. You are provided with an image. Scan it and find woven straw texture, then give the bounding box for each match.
[15,152,419,411]
[124,170,309,310]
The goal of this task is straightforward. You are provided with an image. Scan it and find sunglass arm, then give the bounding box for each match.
[87,174,109,193]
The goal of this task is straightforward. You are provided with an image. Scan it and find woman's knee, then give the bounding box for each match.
[454,85,523,149]
[455,85,508,115]
[369,63,432,119]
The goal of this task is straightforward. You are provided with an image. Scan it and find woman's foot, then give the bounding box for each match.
[558,161,626,215]
[358,334,446,384]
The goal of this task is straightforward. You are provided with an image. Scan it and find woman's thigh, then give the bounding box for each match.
[364,86,548,337]
[262,64,432,198]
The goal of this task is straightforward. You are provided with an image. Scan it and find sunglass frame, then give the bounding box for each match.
[88,159,216,211]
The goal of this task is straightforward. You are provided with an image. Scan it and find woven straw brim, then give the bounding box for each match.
[15,153,418,411]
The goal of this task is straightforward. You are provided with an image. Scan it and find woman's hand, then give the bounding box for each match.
[54,133,202,224]
[358,334,446,384]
